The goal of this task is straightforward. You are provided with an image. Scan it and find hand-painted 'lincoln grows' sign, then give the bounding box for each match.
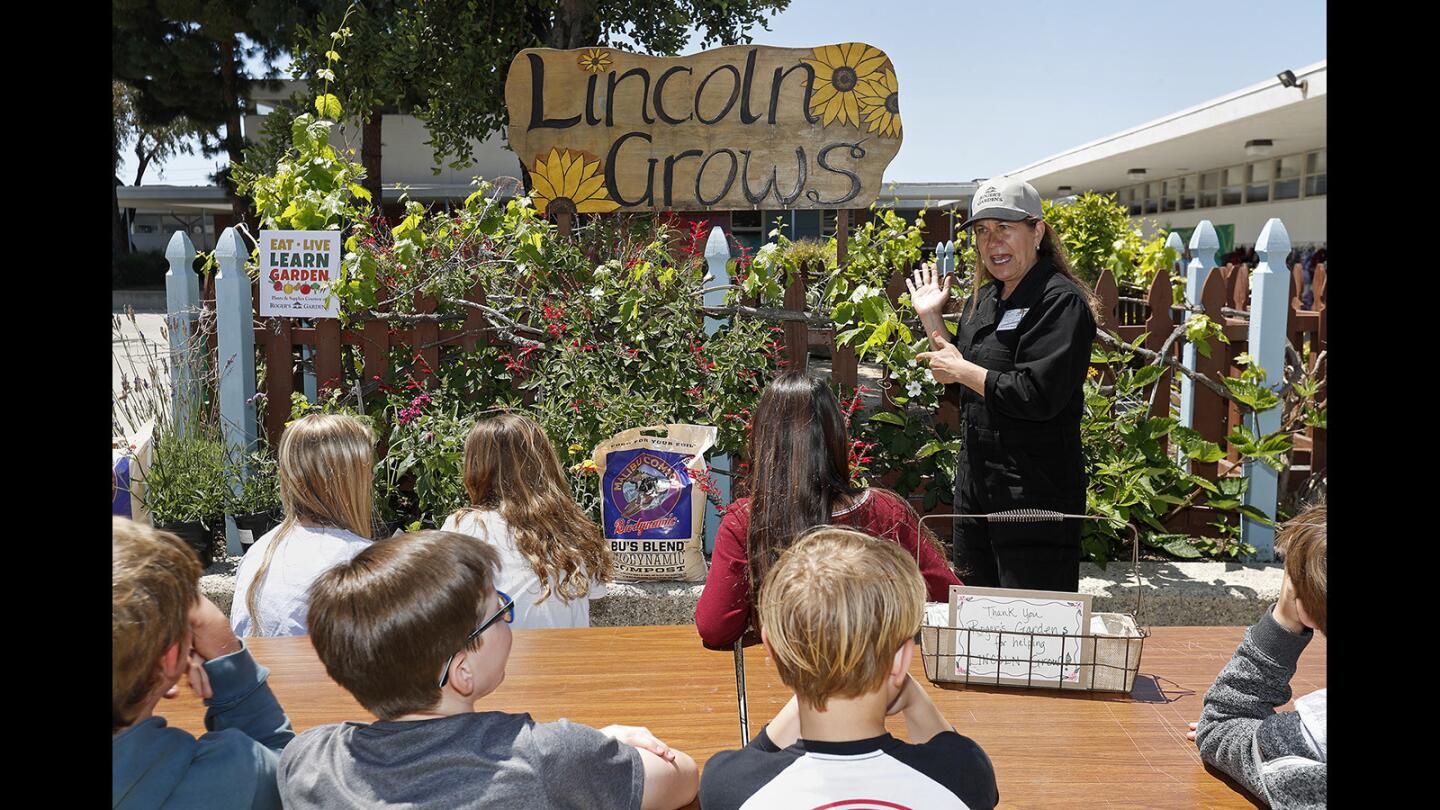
[504,43,903,214]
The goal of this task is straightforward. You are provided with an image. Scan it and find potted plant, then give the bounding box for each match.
[142,432,230,567]
[227,448,283,554]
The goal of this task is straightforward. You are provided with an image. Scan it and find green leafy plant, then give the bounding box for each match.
[226,447,281,516]
[143,432,231,527]
[1041,192,1177,288]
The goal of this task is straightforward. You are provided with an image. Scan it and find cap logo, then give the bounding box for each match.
[977,188,1006,205]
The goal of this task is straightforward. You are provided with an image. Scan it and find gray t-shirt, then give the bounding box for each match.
[279,711,644,809]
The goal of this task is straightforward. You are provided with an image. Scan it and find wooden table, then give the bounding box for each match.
[165,625,1325,809]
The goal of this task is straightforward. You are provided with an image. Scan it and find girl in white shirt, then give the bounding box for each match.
[442,412,613,628]
[231,414,376,637]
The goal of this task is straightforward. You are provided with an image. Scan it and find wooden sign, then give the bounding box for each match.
[937,585,1093,687]
[504,43,903,214]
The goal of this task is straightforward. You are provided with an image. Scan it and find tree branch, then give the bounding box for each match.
[1094,329,1239,404]
[702,304,831,327]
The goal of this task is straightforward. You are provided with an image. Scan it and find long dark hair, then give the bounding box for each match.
[744,372,865,609]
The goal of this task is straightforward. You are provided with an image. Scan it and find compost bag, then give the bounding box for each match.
[593,424,715,581]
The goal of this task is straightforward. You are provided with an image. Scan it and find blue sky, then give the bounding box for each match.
[117,0,1326,186]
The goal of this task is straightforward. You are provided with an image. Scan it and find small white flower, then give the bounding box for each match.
[907,359,917,368]
[589,286,603,299]
[923,369,935,383]
[316,68,336,81]
[906,381,922,397]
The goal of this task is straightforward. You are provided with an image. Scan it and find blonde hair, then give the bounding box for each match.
[113,517,201,732]
[452,412,612,603]
[758,527,925,710]
[1276,502,1326,635]
[245,413,376,634]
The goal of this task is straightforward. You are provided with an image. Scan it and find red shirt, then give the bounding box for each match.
[694,488,962,649]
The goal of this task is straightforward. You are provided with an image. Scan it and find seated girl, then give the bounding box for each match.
[442,412,613,628]
[231,413,376,637]
[695,372,961,649]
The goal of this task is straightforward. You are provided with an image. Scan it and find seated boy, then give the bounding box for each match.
[112,517,296,809]
[1189,504,1327,808]
[701,527,998,810]
[280,530,699,809]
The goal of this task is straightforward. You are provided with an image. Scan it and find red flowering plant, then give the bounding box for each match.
[517,215,782,520]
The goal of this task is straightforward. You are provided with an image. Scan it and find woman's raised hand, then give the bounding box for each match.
[905,262,952,320]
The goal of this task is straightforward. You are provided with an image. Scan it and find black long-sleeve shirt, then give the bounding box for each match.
[953,259,1097,439]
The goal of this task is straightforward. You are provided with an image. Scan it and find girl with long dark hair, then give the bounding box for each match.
[695,372,960,649]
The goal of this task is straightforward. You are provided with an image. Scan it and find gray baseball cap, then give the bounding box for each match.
[968,177,1043,225]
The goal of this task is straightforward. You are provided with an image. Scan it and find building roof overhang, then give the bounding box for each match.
[1003,60,1326,197]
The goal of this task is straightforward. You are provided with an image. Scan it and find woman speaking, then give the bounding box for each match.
[910,178,1097,592]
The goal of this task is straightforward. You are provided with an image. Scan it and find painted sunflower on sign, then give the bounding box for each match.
[855,67,901,138]
[803,43,889,128]
[577,48,612,73]
[528,148,619,217]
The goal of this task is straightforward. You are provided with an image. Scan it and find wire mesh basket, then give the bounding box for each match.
[916,510,1150,693]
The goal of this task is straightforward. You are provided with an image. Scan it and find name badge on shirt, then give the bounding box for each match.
[997,308,1029,331]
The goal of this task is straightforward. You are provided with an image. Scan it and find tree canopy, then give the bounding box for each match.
[285,0,792,192]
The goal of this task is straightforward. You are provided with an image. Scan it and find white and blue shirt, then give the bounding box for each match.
[701,727,998,810]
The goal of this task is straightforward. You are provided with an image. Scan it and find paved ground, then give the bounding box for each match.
[112,311,171,439]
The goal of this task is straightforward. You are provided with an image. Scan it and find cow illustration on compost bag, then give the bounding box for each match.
[593,424,715,581]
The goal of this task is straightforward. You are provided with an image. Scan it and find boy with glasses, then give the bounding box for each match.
[700,528,998,810]
[281,530,699,809]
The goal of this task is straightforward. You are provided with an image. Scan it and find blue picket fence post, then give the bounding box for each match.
[1177,221,1219,470]
[1242,218,1291,561]
[214,227,257,556]
[164,230,202,440]
[1166,231,1186,278]
[935,240,955,276]
[702,225,734,556]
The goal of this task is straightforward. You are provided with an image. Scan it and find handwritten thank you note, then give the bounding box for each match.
[948,586,1092,686]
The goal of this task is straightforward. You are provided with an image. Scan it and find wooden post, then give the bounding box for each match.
[314,319,343,395]
[556,211,573,237]
[1179,221,1220,469]
[263,318,293,449]
[832,209,858,391]
[1144,271,1174,424]
[1192,268,1229,482]
[214,227,257,556]
[164,231,201,440]
[414,294,441,383]
[702,225,734,557]
[783,251,808,373]
[1241,218,1291,561]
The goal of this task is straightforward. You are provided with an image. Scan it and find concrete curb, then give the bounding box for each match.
[201,559,1282,629]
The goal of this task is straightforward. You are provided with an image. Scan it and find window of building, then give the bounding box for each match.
[1124,186,1141,216]
[1199,172,1219,208]
[1143,182,1159,214]
[1274,155,1302,200]
[1245,161,1272,204]
[1220,167,1244,206]
[1178,174,1197,210]
[1160,179,1177,212]
[730,209,765,253]
[1304,149,1326,197]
